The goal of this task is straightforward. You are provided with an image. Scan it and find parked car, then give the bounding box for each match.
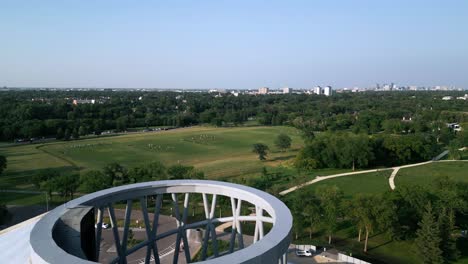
[295,249,312,257]
[94,223,110,229]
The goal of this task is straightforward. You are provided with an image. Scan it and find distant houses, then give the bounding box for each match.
[256,86,333,96]
[72,99,96,105]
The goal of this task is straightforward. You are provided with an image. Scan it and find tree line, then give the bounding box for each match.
[294,132,449,170]
[31,162,204,201]
[284,177,468,263]
[1,90,467,141]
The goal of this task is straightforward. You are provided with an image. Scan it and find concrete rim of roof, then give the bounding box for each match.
[29,180,293,263]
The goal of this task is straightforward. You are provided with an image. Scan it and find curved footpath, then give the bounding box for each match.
[279,168,392,196]
[279,149,468,196]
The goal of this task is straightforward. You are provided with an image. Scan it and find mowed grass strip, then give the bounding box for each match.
[0,144,76,189]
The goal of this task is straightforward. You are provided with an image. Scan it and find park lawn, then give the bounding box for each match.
[267,166,353,191]
[461,150,468,160]
[40,126,302,177]
[0,193,46,206]
[301,170,393,199]
[0,192,70,206]
[0,126,303,192]
[396,161,468,187]
[0,144,77,190]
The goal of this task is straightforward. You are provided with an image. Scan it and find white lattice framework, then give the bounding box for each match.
[29,180,292,264]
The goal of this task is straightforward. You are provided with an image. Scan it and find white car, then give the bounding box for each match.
[295,249,312,257]
[94,223,110,229]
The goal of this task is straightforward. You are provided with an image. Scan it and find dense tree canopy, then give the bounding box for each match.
[0,90,466,142]
[295,132,442,170]
[284,176,468,263]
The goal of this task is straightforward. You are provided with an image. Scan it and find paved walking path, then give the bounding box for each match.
[388,161,432,190]
[279,168,392,196]
[279,149,464,195]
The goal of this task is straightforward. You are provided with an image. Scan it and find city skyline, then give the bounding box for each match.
[1,0,468,89]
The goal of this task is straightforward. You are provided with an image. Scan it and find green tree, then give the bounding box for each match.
[103,163,129,186]
[415,203,443,264]
[438,207,459,262]
[52,174,80,199]
[167,164,204,180]
[78,125,87,136]
[351,194,375,252]
[64,128,71,140]
[252,143,269,161]
[80,170,112,193]
[33,169,60,200]
[274,134,292,151]
[316,185,343,244]
[304,200,321,239]
[349,194,395,252]
[288,193,308,240]
[0,155,6,175]
[32,169,59,188]
[448,140,462,160]
[72,128,79,139]
[56,127,64,139]
[339,134,374,171]
[129,161,168,182]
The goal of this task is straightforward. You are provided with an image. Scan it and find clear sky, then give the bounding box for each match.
[1,0,468,89]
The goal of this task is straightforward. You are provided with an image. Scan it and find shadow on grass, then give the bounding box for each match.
[0,166,79,189]
[269,155,296,161]
[368,239,393,251]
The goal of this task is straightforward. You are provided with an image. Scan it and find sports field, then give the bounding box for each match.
[0,126,303,191]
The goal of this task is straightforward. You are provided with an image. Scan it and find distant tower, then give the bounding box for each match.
[282,87,292,94]
[314,86,322,95]
[323,86,332,96]
[258,87,269,94]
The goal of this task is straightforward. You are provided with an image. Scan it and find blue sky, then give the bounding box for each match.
[1,0,467,89]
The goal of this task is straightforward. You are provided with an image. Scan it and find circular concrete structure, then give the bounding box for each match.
[29,180,292,264]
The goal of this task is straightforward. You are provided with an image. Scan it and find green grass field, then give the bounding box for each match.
[0,126,303,191]
[301,170,393,198]
[396,161,468,187]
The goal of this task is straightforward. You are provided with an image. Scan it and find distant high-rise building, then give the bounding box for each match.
[314,86,322,95]
[282,87,292,94]
[258,87,269,94]
[323,86,332,96]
